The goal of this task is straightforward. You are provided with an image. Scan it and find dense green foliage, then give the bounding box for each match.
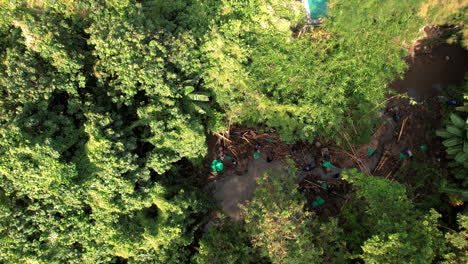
[341,170,444,264]
[203,0,427,143]
[192,217,260,264]
[0,1,214,262]
[0,0,466,263]
[436,83,468,206]
[242,167,347,264]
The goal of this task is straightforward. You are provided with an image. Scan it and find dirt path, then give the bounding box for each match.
[209,159,285,220]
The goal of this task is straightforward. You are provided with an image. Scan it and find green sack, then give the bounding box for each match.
[253,152,261,160]
[211,160,224,172]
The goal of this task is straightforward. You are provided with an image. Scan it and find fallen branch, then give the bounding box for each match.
[214,132,232,144]
[374,152,388,173]
[397,115,411,143]
[341,133,371,175]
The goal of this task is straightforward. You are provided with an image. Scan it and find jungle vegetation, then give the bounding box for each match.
[0,0,466,263]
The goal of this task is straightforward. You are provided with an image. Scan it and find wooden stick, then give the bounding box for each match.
[341,133,371,175]
[385,171,393,179]
[374,151,390,173]
[397,116,411,143]
[214,132,232,143]
[241,135,252,145]
[350,119,358,135]
[374,156,387,173]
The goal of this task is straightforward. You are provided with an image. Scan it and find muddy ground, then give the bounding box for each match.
[205,26,468,220]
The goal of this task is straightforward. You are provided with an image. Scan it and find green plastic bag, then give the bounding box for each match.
[211,160,224,172]
[253,152,261,159]
[323,162,334,168]
[367,148,375,155]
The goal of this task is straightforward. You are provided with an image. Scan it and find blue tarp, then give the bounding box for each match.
[306,0,328,19]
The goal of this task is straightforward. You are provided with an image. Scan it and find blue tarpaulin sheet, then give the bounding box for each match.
[306,0,328,19]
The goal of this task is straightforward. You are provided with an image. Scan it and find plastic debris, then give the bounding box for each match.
[266,156,273,163]
[399,153,408,159]
[265,138,274,142]
[253,152,261,159]
[255,143,261,151]
[321,148,330,160]
[211,160,224,172]
[312,195,325,208]
[447,100,458,105]
[367,148,375,155]
[224,155,232,161]
[321,183,328,189]
[322,162,334,168]
[420,144,428,152]
[303,164,315,171]
[401,148,413,158]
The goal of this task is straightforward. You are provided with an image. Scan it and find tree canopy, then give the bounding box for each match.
[0,0,466,263]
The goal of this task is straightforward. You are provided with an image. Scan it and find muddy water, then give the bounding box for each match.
[391,43,468,101]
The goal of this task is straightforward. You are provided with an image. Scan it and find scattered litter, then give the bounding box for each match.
[255,143,261,151]
[321,183,328,189]
[266,155,273,163]
[420,144,428,152]
[367,147,375,155]
[312,195,325,208]
[323,162,334,168]
[303,164,315,171]
[447,100,459,105]
[392,113,401,122]
[211,160,224,172]
[321,148,330,160]
[224,155,232,161]
[265,138,274,143]
[253,152,261,160]
[399,148,412,159]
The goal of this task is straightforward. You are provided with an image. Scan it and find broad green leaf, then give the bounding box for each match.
[436,130,455,139]
[454,152,468,163]
[443,138,462,147]
[450,113,466,129]
[447,126,463,137]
